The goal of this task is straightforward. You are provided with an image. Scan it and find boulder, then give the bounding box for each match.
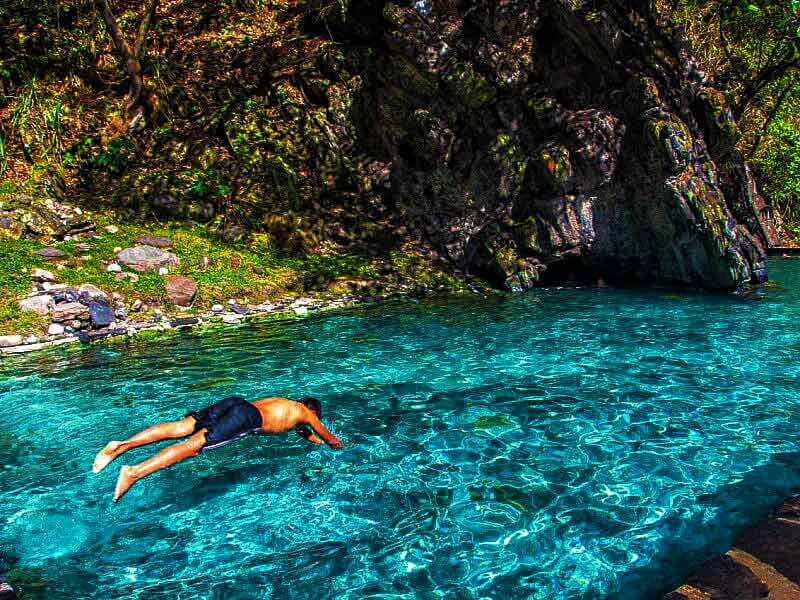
[0,335,23,348]
[165,276,197,307]
[53,301,90,322]
[117,245,179,272]
[18,295,54,315]
[89,302,114,329]
[134,235,172,248]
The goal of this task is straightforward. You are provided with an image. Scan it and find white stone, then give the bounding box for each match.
[105,225,119,234]
[47,323,65,336]
[293,306,309,316]
[113,246,122,253]
[222,314,244,324]
[0,335,23,348]
[227,299,237,305]
[107,263,122,273]
[211,304,225,313]
[158,267,169,275]
[23,335,39,345]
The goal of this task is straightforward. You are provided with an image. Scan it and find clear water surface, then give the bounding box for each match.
[2,260,800,599]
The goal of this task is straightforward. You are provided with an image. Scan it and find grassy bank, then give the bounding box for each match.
[0,216,469,337]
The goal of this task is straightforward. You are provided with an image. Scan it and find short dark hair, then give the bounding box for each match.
[300,396,321,417]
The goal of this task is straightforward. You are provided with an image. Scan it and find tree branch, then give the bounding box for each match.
[134,0,158,60]
[750,78,794,157]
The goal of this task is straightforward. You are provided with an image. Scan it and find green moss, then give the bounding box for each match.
[474,414,513,429]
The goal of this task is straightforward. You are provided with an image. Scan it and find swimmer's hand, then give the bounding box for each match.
[328,437,344,449]
[308,434,323,445]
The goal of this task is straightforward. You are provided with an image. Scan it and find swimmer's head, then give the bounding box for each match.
[300,396,321,417]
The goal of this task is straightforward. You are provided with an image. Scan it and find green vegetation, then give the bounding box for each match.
[0,214,468,335]
[661,0,800,239]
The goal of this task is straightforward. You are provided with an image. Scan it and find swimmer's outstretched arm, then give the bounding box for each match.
[295,425,323,445]
[305,414,344,449]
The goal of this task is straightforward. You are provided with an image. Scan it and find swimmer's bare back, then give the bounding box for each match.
[251,397,344,448]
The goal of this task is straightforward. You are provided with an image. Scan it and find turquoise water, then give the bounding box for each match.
[2,261,800,599]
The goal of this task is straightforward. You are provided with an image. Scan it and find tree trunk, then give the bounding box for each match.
[95,0,158,124]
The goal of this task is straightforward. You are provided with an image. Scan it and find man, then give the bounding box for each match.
[92,396,344,502]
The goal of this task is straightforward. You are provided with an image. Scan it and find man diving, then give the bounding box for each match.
[92,396,343,502]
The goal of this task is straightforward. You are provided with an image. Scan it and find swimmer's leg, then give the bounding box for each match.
[93,417,197,474]
[113,430,207,502]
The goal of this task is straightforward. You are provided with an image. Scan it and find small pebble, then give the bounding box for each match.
[158,267,169,275]
[211,304,224,313]
[23,335,39,345]
[47,323,65,336]
[107,263,122,273]
[105,225,119,234]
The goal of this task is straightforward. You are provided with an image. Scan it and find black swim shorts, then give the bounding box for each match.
[187,396,263,450]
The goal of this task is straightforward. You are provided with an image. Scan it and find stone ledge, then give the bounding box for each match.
[663,495,800,599]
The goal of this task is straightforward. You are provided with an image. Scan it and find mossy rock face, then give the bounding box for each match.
[0,0,778,292]
[645,118,693,175]
[531,144,572,194]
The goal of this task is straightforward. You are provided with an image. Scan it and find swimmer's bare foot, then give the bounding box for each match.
[113,466,136,502]
[93,441,122,474]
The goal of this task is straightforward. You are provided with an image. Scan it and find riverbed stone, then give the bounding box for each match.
[166,276,197,307]
[31,268,55,282]
[211,304,224,313]
[0,335,23,348]
[47,323,65,336]
[53,289,79,304]
[36,247,66,260]
[53,301,90,322]
[135,235,172,248]
[18,295,54,315]
[117,245,179,272]
[89,302,114,329]
[78,284,108,302]
[107,263,122,273]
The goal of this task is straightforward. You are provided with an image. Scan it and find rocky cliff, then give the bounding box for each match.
[331,0,780,290]
[4,0,779,291]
